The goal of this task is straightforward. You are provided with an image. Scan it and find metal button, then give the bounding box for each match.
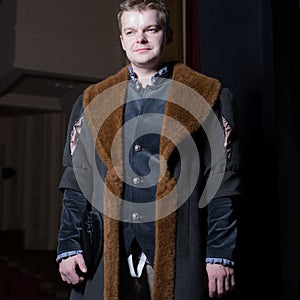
[132,212,140,220]
[132,177,141,185]
[134,144,142,152]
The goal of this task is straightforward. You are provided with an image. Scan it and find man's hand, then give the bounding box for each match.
[59,254,87,285]
[206,263,235,298]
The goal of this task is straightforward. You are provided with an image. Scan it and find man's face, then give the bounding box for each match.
[120,9,167,71]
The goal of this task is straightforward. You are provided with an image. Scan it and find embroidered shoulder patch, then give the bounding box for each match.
[70,116,83,156]
[221,115,232,159]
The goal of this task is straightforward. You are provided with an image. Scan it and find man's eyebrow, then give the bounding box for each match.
[123,24,162,31]
[123,27,135,31]
[145,24,161,28]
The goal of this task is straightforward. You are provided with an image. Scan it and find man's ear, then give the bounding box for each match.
[166,28,173,44]
[120,34,126,51]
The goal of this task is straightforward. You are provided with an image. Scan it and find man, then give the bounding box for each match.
[56,1,242,299]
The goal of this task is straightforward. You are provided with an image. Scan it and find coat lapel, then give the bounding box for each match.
[83,67,128,299]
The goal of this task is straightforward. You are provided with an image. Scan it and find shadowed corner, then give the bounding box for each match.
[2,167,16,179]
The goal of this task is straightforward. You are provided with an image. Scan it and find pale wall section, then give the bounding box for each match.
[0,0,126,94]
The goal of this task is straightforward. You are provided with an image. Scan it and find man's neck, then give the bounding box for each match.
[131,62,164,87]
[138,77,152,88]
[133,69,156,87]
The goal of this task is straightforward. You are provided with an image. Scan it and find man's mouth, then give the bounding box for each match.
[134,47,151,52]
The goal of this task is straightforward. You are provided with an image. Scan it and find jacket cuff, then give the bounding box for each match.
[56,250,83,263]
[205,257,235,267]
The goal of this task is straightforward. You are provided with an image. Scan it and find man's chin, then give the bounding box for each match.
[132,58,161,68]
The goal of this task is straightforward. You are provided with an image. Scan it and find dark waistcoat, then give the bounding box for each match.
[121,79,170,266]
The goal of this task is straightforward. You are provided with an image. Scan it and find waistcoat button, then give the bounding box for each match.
[132,212,140,220]
[134,144,142,152]
[132,177,141,185]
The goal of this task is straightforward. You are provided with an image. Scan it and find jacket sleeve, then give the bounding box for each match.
[57,188,87,258]
[59,94,89,193]
[203,88,243,262]
[56,95,92,258]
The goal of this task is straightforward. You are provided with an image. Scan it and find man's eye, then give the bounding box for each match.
[147,28,158,33]
[125,31,134,36]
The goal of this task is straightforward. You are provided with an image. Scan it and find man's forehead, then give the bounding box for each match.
[120,9,160,24]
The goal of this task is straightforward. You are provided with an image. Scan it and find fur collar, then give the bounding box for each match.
[83,62,221,299]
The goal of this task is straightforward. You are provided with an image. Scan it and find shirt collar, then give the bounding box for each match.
[128,64,172,86]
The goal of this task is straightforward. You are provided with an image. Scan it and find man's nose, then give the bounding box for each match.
[136,31,148,43]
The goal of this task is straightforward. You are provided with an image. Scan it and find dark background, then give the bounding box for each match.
[198,0,300,299]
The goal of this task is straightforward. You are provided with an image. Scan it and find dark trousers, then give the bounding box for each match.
[120,258,153,300]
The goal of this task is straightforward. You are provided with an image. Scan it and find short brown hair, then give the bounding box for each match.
[117,0,170,33]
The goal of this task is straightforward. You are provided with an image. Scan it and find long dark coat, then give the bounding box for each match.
[58,62,242,300]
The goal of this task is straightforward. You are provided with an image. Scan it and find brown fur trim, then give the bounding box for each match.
[103,169,123,300]
[83,66,129,300]
[173,63,221,106]
[83,65,129,107]
[83,66,129,169]
[82,62,221,300]
[153,212,177,299]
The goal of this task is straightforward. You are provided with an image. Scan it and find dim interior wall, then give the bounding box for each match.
[0,111,64,250]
